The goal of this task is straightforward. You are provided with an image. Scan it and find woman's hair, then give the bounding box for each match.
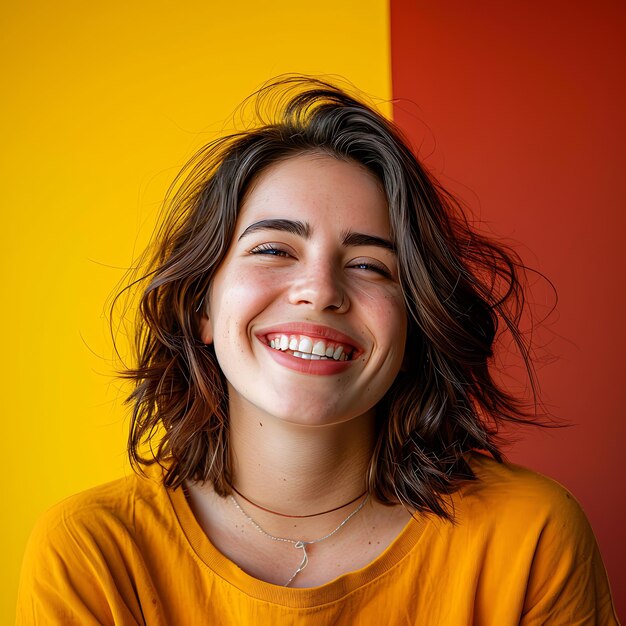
[119,76,543,519]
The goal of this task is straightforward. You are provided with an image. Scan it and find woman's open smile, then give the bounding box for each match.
[199,153,408,426]
[258,322,363,376]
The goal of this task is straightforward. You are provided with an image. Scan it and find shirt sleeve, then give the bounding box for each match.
[520,487,620,626]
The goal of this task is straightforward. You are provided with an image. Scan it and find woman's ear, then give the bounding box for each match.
[198,313,213,345]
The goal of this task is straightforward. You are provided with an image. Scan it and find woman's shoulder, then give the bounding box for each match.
[449,453,619,624]
[463,450,585,509]
[464,451,579,505]
[29,464,169,545]
[457,451,595,542]
[17,467,180,625]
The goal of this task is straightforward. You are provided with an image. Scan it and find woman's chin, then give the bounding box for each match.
[265,402,374,428]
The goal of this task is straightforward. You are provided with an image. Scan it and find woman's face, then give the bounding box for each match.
[200,153,407,427]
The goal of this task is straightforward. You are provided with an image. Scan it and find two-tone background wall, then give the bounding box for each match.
[3,1,623,622]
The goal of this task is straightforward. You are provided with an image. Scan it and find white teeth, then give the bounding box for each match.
[268,333,352,362]
[312,341,326,356]
[298,337,313,353]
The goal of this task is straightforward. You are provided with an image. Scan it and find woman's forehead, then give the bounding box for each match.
[236,153,391,236]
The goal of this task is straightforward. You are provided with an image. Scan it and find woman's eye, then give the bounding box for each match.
[249,243,291,257]
[349,261,392,279]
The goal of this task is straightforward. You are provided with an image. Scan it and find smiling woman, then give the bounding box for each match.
[201,154,406,425]
[16,77,619,624]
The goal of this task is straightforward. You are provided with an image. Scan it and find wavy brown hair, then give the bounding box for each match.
[118,76,546,519]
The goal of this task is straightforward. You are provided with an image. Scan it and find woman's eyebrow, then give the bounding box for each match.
[342,231,396,252]
[238,219,310,240]
[237,218,396,252]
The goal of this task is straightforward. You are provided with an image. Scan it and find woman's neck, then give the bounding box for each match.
[184,399,413,588]
[228,401,376,517]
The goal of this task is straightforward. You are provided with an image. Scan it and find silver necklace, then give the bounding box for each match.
[230,493,370,586]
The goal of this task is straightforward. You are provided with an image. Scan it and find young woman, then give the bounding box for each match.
[17,78,618,624]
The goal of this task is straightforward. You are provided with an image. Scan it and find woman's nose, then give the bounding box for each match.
[288,262,349,313]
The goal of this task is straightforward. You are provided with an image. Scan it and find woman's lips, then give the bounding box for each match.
[256,323,362,375]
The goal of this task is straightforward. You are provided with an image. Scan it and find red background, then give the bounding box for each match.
[390,1,625,615]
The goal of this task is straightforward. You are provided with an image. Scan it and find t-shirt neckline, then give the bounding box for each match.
[166,476,429,608]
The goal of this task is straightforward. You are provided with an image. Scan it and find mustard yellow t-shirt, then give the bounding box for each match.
[16,453,619,625]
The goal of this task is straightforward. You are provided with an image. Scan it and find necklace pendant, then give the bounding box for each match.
[285,541,310,587]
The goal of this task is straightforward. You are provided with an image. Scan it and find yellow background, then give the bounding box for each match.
[1,2,391,621]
